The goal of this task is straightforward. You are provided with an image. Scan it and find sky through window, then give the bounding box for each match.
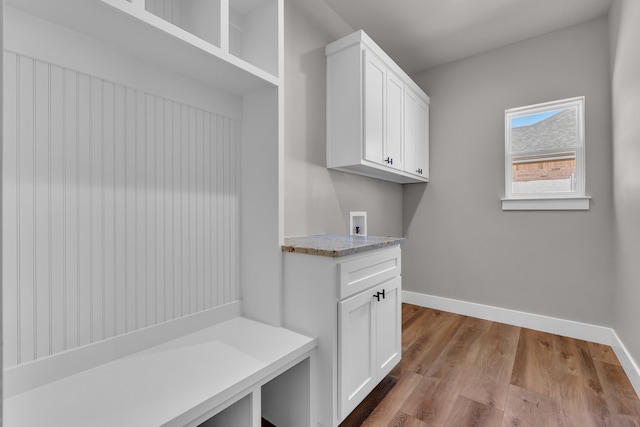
[511,109,563,128]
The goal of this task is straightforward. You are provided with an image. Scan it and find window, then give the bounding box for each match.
[502,96,590,210]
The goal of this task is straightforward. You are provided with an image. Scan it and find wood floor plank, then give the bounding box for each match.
[595,360,640,423]
[402,304,425,326]
[510,328,564,396]
[596,360,640,400]
[386,411,428,427]
[396,373,439,420]
[462,316,494,331]
[401,309,436,352]
[551,372,611,427]
[445,395,504,427]
[551,334,588,376]
[551,335,604,388]
[400,310,466,376]
[361,372,423,426]
[352,305,640,427]
[610,409,640,427]
[421,322,486,378]
[589,342,622,366]
[405,360,490,426]
[502,384,560,427]
[341,376,399,427]
[402,369,459,425]
[460,322,521,411]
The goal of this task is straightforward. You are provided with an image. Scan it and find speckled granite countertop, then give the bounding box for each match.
[282,234,405,257]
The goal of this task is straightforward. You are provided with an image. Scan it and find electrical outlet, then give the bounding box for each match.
[350,211,367,236]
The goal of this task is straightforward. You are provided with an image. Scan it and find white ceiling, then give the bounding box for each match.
[320,0,613,74]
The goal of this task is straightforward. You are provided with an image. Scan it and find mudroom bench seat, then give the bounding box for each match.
[4,303,317,427]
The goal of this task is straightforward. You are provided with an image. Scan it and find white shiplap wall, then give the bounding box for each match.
[3,51,240,367]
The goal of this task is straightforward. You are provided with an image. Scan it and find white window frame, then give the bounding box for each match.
[502,96,590,211]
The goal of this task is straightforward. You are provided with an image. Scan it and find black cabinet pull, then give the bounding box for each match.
[373,289,386,301]
[384,157,393,165]
[416,168,423,174]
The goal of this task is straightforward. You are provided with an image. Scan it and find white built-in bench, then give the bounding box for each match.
[4,302,317,427]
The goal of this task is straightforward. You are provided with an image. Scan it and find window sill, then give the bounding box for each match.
[501,196,591,211]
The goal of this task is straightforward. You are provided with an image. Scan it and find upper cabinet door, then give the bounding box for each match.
[364,50,385,165]
[404,88,419,175]
[386,71,404,171]
[364,50,404,171]
[404,87,429,179]
[416,100,430,179]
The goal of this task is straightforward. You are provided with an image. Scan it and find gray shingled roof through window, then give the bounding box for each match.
[511,108,577,153]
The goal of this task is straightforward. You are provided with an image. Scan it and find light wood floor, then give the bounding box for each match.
[347,304,640,427]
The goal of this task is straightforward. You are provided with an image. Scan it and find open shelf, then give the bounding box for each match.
[198,394,253,426]
[7,0,278,95]
[146,0,222,49]
[229,0,278,76]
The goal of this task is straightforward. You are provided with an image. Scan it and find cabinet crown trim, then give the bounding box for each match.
[326,30,430,104]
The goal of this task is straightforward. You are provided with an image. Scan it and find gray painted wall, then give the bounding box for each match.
[1,1,4,419]
[283,0,403,238]
[283,0,640,384]
[283,1,625,335]
[610,0,640,366]
[404,17,615,326]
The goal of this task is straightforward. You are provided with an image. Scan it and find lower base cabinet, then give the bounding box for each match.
[283,245,402,426]
[339,277,401,420]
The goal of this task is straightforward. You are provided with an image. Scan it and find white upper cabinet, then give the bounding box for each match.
[326,30,429,184]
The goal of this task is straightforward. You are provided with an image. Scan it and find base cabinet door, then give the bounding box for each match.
[376,277,402,375]
[338,288,377,420]
[338,277,402,420]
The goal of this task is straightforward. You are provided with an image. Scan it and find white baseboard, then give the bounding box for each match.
[403,290,640,395]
